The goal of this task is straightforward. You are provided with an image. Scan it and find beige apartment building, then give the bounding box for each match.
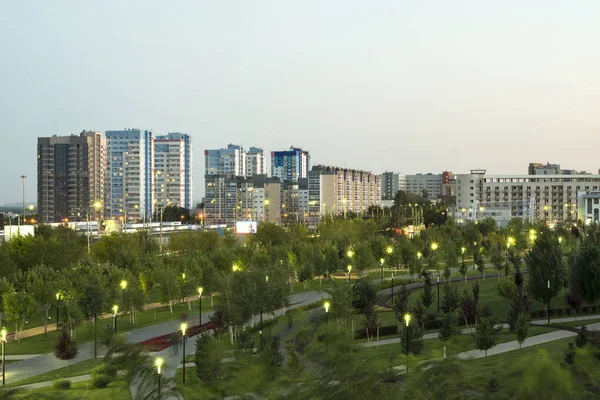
[454,169,600,225]
[308,166,381,227]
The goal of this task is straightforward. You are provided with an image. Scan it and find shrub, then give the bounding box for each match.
[487,376,500,393]
[53,379,72,390]
[92,374,112,388]
[93,364,117,379]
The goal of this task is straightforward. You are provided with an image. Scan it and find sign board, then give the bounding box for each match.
[235,221,257,234]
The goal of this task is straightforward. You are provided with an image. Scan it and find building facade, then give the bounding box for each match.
[205,144,245,176]
[307,166,381,227]
[281,178,309,225]
[154,133,193,210]
[37,131,106,223]
[271,147,310,182]
[401,173,443,200]
[245,147,265,176]
[381,171,400,200]
[105,129,153,221]
[454,169,600,225]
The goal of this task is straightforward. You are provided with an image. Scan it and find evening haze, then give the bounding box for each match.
[1,1,599,204]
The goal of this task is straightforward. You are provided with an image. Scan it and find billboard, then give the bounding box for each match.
[235,221,257,234]
[4,225,35,242]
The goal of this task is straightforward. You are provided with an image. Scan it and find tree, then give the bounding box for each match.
[351,278,377,312]
[526,229,565,309]
[421,273,434,308]
[507,292,532,332]
[393,285,410,321]
[441,284,460,314]
[261,334,283,378]
[195,334,223,390]
[570,231,600,304]
[439,312,460,341]
[26,265,56,336]
[497,276,517,302]
[459,259,468,284]
[474,317,497,363]
[4,290,36,343]
[565,289,582,316]
[460,291,477,328]
[324,280,353,327]
[515,313,529,349]
[472,282,480,305]
[55,329,78,369]
[401,323,424,355]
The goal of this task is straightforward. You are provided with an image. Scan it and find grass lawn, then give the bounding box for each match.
[7,301,215,355]
[7,359,103,387]
[10,378,131,399]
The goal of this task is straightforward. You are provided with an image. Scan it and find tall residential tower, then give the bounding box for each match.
[154,133,193,210]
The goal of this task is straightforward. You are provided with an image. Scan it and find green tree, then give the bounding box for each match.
[570,231,600,304]
[474,316,498,363]
[195,334,223,390]
[55,329,78,369]
[401,323,424,355]
[459,259,468,284]
[497,276,517,302]
[324,280,353,327]
[507,292,532,332]
[4,290,36,343]
[421,273,434,308]
[439,312,460,341]
[515,313,529,349]
[441,284,460,314]
[393,285,411,323]
[526,229,565,309]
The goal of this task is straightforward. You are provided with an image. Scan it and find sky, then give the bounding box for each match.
[1,1,600,204]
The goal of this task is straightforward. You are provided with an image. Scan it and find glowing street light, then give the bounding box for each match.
[404,314,411,371]
[232,264,239,272]
[181,322,188,383]
[417,252,422,259]
[507,236,515,248]
[120,280,128,290]
[112,305,119,333]
[197,287,204,326]
[461,247,466,254]
[347,265,352,281]
[347,250,354,258]
[386,246,393,254]
[155,357,164,398]
[324,301,330,313]
[430,242,439,251]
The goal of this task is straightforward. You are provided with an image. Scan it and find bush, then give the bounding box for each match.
[92,374,112,388]
[354,325,397,339]
[53,379,72,390]
[93,364,117,379]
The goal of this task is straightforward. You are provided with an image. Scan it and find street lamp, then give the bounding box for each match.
[180,322,188,383]
[1,328,6,386]
[55,292,61,331]
[347,249,354,259]
[379,258,384,282]
[437,275,440,313]
[404,314,411,372]
[347,265,352,282]
[324,301,330,323]
[155,357,163,400]
[197,287,203,326]
[507,236,515,248]
[547,280,551,325]
[120,280,128,290]
[391,273,395,305]
[232,264,239,272]
[113,305,119,333]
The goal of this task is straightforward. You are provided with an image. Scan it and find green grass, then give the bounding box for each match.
[7,359,103,387]
[10,378,131,399]
[7,300,215,355]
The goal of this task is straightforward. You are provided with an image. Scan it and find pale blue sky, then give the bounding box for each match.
[1,1,600,204]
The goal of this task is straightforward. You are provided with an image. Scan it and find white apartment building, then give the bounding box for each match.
[245,147,265,176]
[454,169,600,225]
[400,173,443,200]
[106,129,153,221]
[308,166,381,227]
[154,133,193,211]
[205,144,246,176]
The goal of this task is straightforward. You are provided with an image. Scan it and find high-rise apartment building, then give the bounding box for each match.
[154,133,193,210]
[105,129,153,221]
[281,178,309,225]
[205,144,245,176]
[37,131,106,223]
[308,166,381,227]
[245,147,265,177]
[271,147,310,182]
[381,172,400,200]
[401,173,443,200]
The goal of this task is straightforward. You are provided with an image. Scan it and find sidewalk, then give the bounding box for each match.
[361,314,600,348]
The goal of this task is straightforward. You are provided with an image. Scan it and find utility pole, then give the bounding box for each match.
[20,175,26,224]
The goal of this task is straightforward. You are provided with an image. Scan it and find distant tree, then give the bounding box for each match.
[393,285,411,321]
[26,265,56,336]
[351,278,377,312]
[410,300,425,330]
[472,281,480,305]
[55,329,78,369]
[421,273,434,308]
[195,335,223,390]
[507,292,532,332]
[474,317,498,363]
[4,290,36,343]
[324,280,353,326]
[262,334,283,377]
[515,313,529,349]
[527,229,565,309]
[565,289,582,316]
[460,291,477,328]
[441,284,460,314]
[497,276,517,302]
[401,323,424,355]
[459,259,468,284]
[570,232,600,304]
[439,312,461,341]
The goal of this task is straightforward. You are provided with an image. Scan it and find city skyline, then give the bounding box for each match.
[3,1,600,203]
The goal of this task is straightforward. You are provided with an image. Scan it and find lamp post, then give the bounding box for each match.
[385,246,393,275]
[391,273,395,305]
[379,258,384,282]
[547,280,551,325]
[113,305,119,333]
[324,301,330,323]
[56,292,61,331]
[197,287,203,326]
[180,323,188,383]
[437,275,440,313]
[404,314,410,373]
[1,328,6,386]
[155,357,163,400]
[347,265,352,282]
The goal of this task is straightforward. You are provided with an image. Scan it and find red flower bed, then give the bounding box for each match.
[138,321,216,352]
